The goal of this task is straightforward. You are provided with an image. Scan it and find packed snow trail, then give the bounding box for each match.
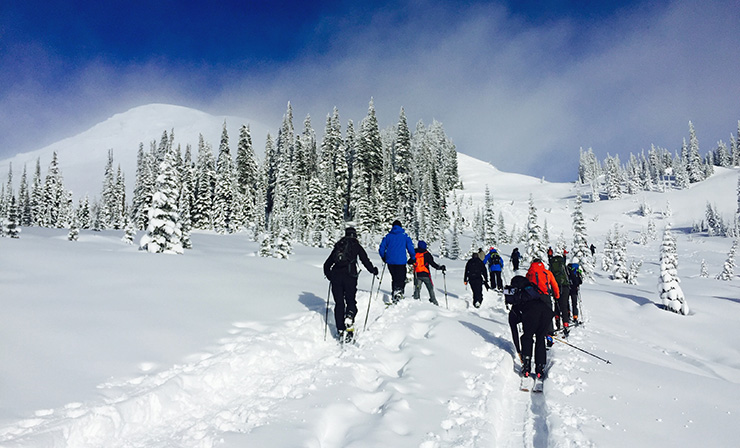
[0,285,599,447]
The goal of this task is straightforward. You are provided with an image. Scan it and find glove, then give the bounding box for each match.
[371,266,379,276]
[464,281,468,286]
[441,265,447,272]
[407,258,415,265]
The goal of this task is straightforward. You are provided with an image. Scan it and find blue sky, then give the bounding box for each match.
[1,0,739,181]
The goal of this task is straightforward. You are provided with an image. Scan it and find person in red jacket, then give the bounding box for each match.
[412,240,446,305]
[520,258,560,379]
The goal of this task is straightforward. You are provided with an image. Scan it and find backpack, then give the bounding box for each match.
[333,238,354,266]
[504,275,540,305]
[550,255,570,285]
[487,252,501,268]
[567,263,582,286]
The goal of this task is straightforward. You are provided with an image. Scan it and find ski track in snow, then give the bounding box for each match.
[0,288,601,447]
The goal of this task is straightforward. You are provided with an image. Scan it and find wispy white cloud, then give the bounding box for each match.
[1,0,738,181]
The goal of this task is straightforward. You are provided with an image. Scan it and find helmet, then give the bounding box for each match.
[345,227,357,238]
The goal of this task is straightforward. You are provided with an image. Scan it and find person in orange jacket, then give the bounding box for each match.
[520,258,560,379]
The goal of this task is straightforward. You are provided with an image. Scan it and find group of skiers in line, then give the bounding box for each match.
[322,220,585,380]
[323,220,446,343]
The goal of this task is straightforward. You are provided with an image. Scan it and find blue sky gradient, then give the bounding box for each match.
[1,0,738,181]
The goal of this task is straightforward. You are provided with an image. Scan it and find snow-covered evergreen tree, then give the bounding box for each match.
[273,228,293,259]
[139,143,184,254]
[131,143,155,230]
[3,196,20,238]
[213,122,236,233]
[122,217,136,245]
[700,259,709,278]
[483,185,496,246]
[192,134,215,230]
[687,121,704,183]
[524,194,546,262]
[716,240,737,281]
[658,223,689,315]
[571,191,593,279]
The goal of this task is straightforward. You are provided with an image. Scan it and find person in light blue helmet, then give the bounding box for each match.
[378,220,416,303]
[483,247,505,292]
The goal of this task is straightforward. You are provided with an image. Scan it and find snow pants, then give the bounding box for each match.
[331,273,358,332]
[490,271,503,290]
[521,300,554,366]
[555,285,571,325]
[388,264,408,299]
[570,285,580,318]
[509,305,524,355]
[414,275,438,305]
[469,277,484,307]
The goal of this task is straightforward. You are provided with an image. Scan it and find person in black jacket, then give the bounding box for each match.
[323,227,378,342]
[464,251,489,308]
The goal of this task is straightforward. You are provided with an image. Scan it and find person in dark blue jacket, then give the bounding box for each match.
[483,247,505,292]
[378,220,416,303]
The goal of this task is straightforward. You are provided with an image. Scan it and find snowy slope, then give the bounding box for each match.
[1,133,740,447]
[0,104,270,199]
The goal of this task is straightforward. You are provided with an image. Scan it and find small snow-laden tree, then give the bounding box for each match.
[602,229,614,272]
[716,240,737,281]
[700,259,709,278]
[611,225,629,282]
[658,223,689,315]
[571,191,594,280]
[3,196,20,238]
[626,259,642,285]
[258,231,273,257]
[273,228,293,259]
[449,221,461,260]
[122,217,136,245]
[139,145,184,254]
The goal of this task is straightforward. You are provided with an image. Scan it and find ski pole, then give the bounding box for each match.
[363,273,377,331]
[374,263,386,305]
[443,270,448,309]
[323,282,332,341]
[552,336,611,364]
[578,288,584,322]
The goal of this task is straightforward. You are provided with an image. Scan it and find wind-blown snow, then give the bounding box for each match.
[1,115,740,447]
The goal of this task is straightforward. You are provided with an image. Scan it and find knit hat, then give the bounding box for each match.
[345,227,357,238]
[392,219,402,227]
[418,240,427,250]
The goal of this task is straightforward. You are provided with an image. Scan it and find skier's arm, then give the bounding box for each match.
[323,250,335,278]
[426,252,442,270]
[405,236,415,259]
[357,244,378,275]
[378,237,387,261]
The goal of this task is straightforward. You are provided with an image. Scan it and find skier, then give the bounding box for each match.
[464,251,489,308]
[378,220,416,304]
[324,227,379,343]
[549,253,572,336]
[589,243,596,256]
[483,247,505,292]
[567,259,583,324]
[412,240,446,305]
[547,246,554,264]
[510,247,521,271]
[522,258,560,379]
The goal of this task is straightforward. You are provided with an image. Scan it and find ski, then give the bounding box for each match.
[533,377,544,393]
[519,375,534,392]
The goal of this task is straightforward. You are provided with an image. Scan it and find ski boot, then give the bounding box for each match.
[572,315,579,325]
[392,289,403,304]
[535,363,546,379]
[521,356,532,377]
[563,322,570,337]
[344,316,355,343]
[546,335,554,348]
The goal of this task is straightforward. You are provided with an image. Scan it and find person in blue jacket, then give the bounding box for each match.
[378,220,416,303]
[483,247,505,292]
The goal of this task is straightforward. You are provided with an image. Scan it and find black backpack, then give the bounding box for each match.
[487,252,501,268]
[550,255,570,285]
[333,238,354,266]
[504,275,540,305]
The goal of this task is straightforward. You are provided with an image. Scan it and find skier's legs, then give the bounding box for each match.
[570,286,580,318]
[493,271,503,290]
[388,264,407,298]
[422,276,437,304]
[331,279,347,332]
[470,278,483,306]
[345,276,359,323]
[509,306,522,355]
[558,285,571,323]
[413,276,422,300]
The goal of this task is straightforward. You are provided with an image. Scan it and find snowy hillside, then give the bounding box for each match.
[0,104,270,199]
[1,140,740,447]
